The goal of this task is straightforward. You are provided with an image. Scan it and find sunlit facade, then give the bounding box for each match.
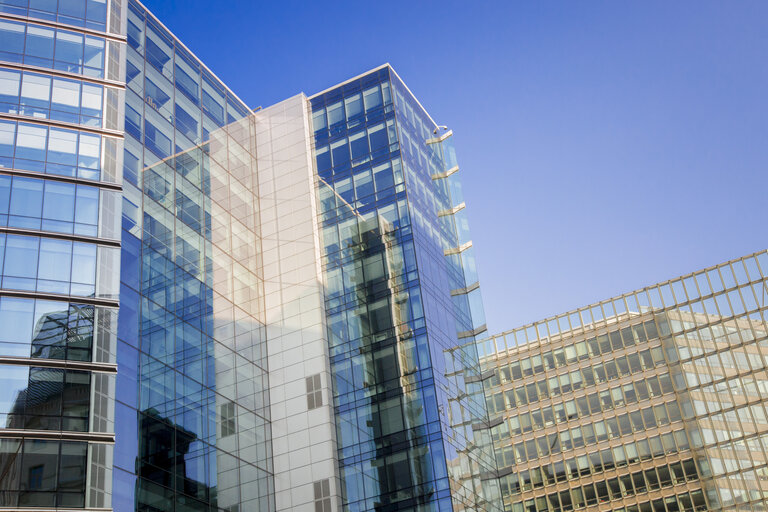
[0,0,123,508]
[478,250,768,512]
[0,0,499,509]
[310,66,499,511]
[2,2,764,512]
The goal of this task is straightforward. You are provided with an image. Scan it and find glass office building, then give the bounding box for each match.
[478,250,768,512]
[0,0,123,508]
[2,2,765,512]
[115,2,272,511]
[310,66,499,511]
[0,0,500,510]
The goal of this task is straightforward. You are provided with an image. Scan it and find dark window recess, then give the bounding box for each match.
[307,374,323,410]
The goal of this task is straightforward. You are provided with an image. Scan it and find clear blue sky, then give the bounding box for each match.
[143,0,768,334]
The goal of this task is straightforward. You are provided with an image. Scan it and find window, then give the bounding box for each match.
[307,374,322,410]
[314,478,331,512]
[220,401,235,437]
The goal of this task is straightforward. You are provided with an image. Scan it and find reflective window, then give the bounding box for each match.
[0,438,87,507]
[0,365,90,431]
[0,68,104,126]
[0,20,105,78]
[0,0,107,32]
[0,297,96,361]
[0,119,102,179]
[0,174,99,235]
[0,233,99,296]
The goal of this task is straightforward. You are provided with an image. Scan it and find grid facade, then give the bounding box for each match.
[478,250,768,512]
[310,66,500,512]
[0,0,124,508]
[114,1,273,511]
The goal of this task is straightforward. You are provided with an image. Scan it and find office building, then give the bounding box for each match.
[0,0,500,510]
[479,250,768,512]
[1,1,765,512]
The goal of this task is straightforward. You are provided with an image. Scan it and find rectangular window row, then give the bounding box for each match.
[506,458,697,504]
[490,320,662,386]
[509,477,705,512]
[496,399,685,468]
[0,438,88,508]
[0,119,101,180]
[321,196,411,262]
[501,436,695,497]
[319,159,405,218]
[0,365,90,431]
[315,120,398,172]
[0,233,99,296]
[672,320,766,369]
[0,174,101,236]
[701,430,768,479]
[487,350,669,415]
[312,81,392,134]
[0,0,107,32]
[0,296,96,361]
[493,375,678,442]
[0,67,103,127]
[0,19,105,78]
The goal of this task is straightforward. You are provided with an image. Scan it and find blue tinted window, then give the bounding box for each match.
[74,185,98,235]
[0,175,98,235]
[0,20,105,77]
[175,101,198,140]
[0,175,10,221]
[3,235,38,289]
[0,296,95,360]
[0,0,107,31]
[9,176,42,227]
[71,242,96,291]
[54,31,83,69]
[0,235,100,296]
[0,20,26,62]
[26,24,54,65]
[0,69,102,127]
[144,118,171,158]
[37,238,71,293]
[58,0,85,21]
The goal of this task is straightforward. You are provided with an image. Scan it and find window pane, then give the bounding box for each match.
[70,243,95,286]
[0,296,34,344]
[55,31,84,69]
[0,69,20,113]
[0,20,26,61]
[51,78,80,113]
[26,25,55,60]
[16,124,47,161]
[77,133,100,177]
[43,181,75,223]
[20,74,51,110]
[37,238,72,293]
[10,176,43,219]
[74,185,98,227]
[4,235,39,281]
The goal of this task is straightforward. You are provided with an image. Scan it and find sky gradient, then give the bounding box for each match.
[142,0,768,334]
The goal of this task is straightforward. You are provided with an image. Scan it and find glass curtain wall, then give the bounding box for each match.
[310,65,501,512]
[388,71,500,511]
[0,0,124,508]
[114,1,273,511]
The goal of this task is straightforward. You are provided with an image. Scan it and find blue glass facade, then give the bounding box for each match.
[0,2,635,511]
[0,0,123,509]
[114,1,272,511]
[310,66,500,511]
